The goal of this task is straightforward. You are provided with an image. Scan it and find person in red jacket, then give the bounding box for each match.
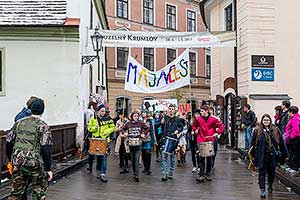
[192,105,224,182]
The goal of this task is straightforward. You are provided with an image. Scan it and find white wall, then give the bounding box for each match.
[209,1,235,98]
[0,39,82,135]
[78,0,108,114]
[276,0,300,105]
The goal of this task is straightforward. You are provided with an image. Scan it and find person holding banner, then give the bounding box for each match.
[123,111,149,182]
[161,104,183,182]
[192,105,224,183]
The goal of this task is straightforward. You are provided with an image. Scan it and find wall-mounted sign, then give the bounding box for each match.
[252,68,274,81]
[252,55,274,68]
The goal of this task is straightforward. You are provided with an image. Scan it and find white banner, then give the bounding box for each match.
[125,49,190,93]
[143,99,178,112]
[100,30,236,48]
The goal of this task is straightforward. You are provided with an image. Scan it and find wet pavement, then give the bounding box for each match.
[46,147,300,200]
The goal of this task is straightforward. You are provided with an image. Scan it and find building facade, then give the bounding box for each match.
[105,0,211,116]
[0,0,109,147]
[202,0,300,146]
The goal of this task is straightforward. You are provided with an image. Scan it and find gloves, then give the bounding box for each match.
[7,162,13,175]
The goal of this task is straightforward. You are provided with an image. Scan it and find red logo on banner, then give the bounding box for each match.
[178,103,191,113]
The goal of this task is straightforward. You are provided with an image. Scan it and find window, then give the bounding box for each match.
[167,49,176,64]
[116,96,131,115]
[117,47,129,69]
[144,48,154,71]
[117,0,128,19]
[143,0,153,24]
[166,4,176,30]
[206,54,211,78]
[0,50,3,94]
[225,4,232,31]
[187,10,196,32]
[189,52,196,76]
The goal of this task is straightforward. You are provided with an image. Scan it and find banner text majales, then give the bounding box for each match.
[126,59,189,88]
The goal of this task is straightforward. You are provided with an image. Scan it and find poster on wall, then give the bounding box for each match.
[142,99,178,113]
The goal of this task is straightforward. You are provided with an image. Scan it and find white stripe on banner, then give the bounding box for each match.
[124,49,190,94]
[100,30,236,48]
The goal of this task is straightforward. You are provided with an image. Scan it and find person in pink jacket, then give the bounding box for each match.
[284,106,300,170]
[192,105,224,182]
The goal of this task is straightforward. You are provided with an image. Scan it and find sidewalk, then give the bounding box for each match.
[0,157,87,200]
[237,148,300,195]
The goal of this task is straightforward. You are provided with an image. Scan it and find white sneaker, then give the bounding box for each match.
[192,167,197,173]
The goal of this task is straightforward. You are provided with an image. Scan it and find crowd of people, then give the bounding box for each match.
[244,100,300,198]
[84,100,225,183]
[5,95,300,200]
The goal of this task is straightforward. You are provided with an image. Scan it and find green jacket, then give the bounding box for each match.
[87,115,115,142]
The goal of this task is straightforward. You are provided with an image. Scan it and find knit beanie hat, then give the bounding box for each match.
[97,103,106,111]
[30,99,45,115]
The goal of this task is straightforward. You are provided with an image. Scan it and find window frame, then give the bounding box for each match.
[187,10,196,32]
[143,47,155,71]
[116,47,129,69]
[224,3,233,31]
[205,48,211,78]
[166,48,177,65]
[166,4,176,30]
[143,0,154,25]
[189,52,197,76]
[116,0,128,19]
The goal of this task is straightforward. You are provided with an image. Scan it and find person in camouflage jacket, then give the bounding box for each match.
[6,99,53,200]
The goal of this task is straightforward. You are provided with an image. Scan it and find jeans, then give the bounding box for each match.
[198,156,212,176]
[119,142,129,170]
[142,149,151,171]
[190,139,198,168]
[212,138,218,168]
[130,146,141,177]
[162,152,176,177]
[287,137,300,170]
[244,126,253,152]
[259,164,276,189]
[96,154,107,176]
[88,154,94,169]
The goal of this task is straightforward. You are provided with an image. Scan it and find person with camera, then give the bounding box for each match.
[251,114,288,198]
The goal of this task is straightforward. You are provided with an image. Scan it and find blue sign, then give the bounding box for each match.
[252,68,274,81]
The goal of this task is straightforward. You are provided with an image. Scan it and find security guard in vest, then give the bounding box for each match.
[7,99,53,200]
[87,104,115,182]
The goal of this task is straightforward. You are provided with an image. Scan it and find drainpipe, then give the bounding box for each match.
[233,0,238,96]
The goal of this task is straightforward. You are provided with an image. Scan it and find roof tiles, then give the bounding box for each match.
[0,0,67,26]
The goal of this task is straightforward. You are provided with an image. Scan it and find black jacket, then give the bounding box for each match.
[162,115,183,139]
[244,110,256,127]
[279,110,289,134]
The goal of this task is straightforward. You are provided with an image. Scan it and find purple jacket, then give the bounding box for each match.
[284,113,300,143]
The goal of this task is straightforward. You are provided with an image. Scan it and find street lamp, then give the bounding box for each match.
[81,26,104,65]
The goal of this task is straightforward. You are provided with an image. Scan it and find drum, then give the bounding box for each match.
[197,142,215,157]
[128,137,142,146]
[89,138,107,155]
[162,136,178,155]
